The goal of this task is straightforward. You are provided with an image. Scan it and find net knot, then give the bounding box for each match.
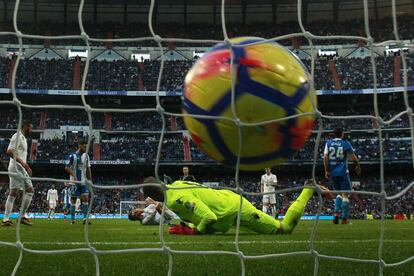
[303,31,313,40]
[406,107,412,117]
[366,36,374,45]
[237,250,245,259]
[224,38,232,48]
[380,190,387,198]
[311,249,319,257]
[236,186,243,194]
[153,35,162,43]
[156,104,165,114]
[15,241,24,250]
[315,110,322,119]
[234,118,241,127]
[13,97,22,106]
[89,246,97,255]
[379,259,386,268]
[162,245,171,254]
[376,116,384,126]
[80,32,90,41]
[83,104,92,113]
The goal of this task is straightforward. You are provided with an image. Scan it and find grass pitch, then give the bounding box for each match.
[0,219,413,275]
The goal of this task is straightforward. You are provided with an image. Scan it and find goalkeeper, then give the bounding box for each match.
[142,177,332,235]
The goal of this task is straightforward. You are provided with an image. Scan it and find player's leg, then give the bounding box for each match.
[80,186,91,225]
[50,202,56,220]
[2,187,18,226]
[340,175,352,224]
[279,183,315,234]
[262,196,269,214]
[240,198,281,234]
[269,194,277,218]
[64,203,70,219]
[332,176,342,224]
[14,166,35,226]
[48,204,52,220]
[70,186,78,223]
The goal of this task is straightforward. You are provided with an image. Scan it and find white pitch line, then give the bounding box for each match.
[20,239,414,246]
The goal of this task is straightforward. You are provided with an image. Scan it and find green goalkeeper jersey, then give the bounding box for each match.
[166,181,244,233]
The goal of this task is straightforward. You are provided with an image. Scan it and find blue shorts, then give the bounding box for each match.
[332,175,351,191]
[71,185,89,197]
[64,203,71,209]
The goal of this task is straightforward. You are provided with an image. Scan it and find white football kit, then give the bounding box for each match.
[47,188,59,209]
[261,173,277,204]
[141,204,175,225]
[7,131,32,190]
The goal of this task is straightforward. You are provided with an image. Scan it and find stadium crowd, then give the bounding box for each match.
[1,55,413,91]
[0,106,411,132]
[1,16,414,46]
[0,133,406,163]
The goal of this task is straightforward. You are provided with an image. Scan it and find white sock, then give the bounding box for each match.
[48,210,51,218]
[262,205,268,214]
[51,210,55,219]
[4,196,16,221]
[21,192,34,217]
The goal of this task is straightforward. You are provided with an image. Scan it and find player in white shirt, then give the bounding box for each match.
[261,167,278,218]
[128,197,175,225]
[46,184,59,220]
[2,121,34,227]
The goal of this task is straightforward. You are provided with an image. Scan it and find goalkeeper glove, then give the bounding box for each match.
[168,222,198,235]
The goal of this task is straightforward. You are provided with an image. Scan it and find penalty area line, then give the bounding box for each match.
[21,239,414,246]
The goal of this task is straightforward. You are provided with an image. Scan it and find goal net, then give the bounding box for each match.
[0,0,413,275]
[119,201,146,217]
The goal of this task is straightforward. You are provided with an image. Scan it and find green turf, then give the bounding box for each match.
[0,219,413,275]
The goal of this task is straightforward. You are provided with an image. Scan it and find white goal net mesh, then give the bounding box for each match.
[0,0,413,275]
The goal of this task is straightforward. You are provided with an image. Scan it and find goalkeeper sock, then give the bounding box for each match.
[334,195,342,213]
[280,188,314,234]
[70,204,76,221]
[82,203,89,219]
[3,195,16,221]
[341,198,350,220]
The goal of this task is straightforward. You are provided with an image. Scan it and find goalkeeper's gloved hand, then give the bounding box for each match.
[168,222,198,235]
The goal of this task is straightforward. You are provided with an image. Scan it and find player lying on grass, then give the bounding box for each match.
[128,197,175,225]
[142,178,333,235]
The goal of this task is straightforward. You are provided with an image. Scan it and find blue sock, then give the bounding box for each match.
[82,203,89,219]
[334,196,342,213]
[70,205,76,221]
[342,199,350,220]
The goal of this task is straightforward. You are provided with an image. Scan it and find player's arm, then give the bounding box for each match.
[47,190,50,201]
[180,196,217,234]
[323,143,331,179]
[154,201,175,221]
[348,153,361,175]
[6,135,32,176]
[64,154,77,181]
[86,155,92,181]
[141,206,157,225]
[346,142,361,175]
[271,175,278,187]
